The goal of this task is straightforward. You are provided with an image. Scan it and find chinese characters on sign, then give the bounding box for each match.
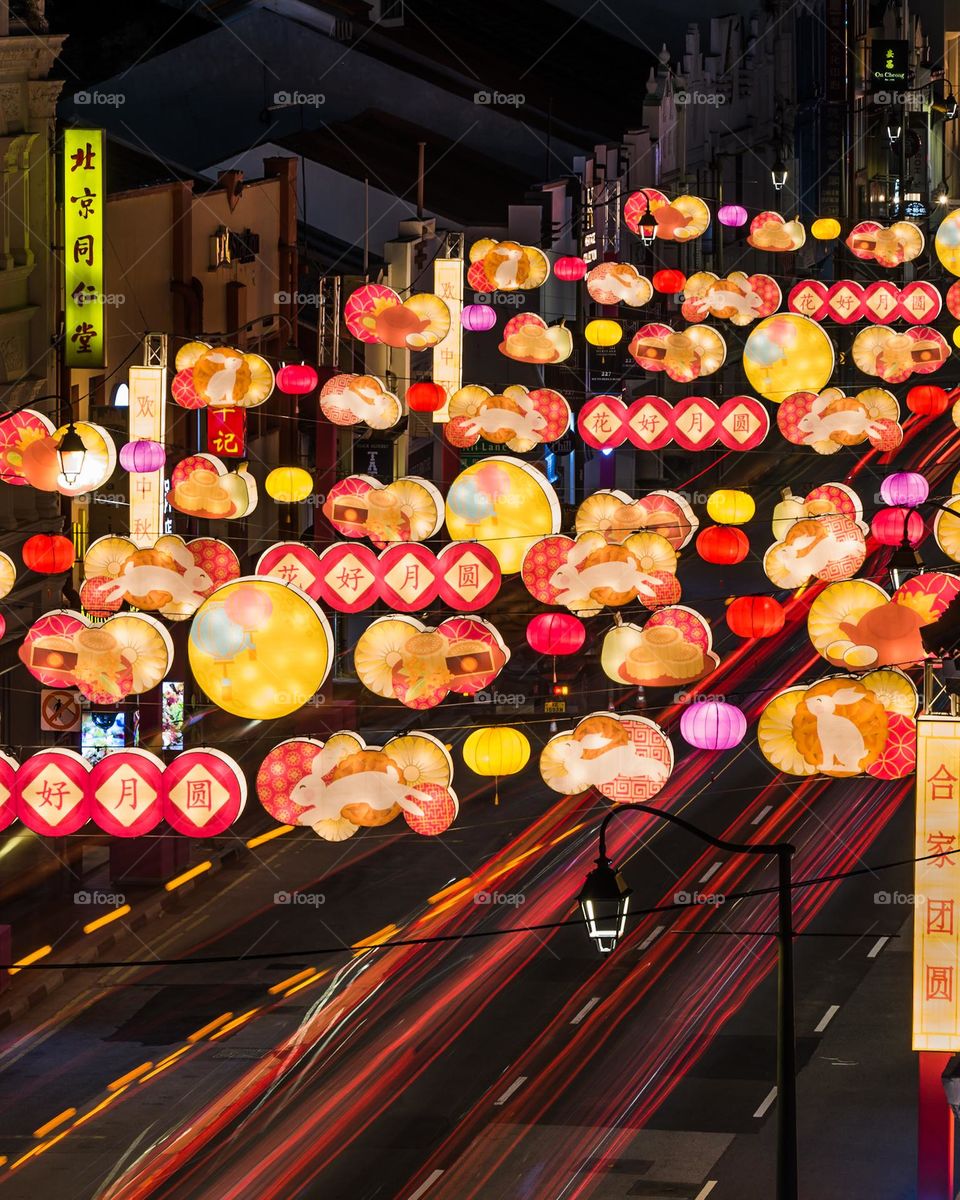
[432,257,463,423]
[913,716,960,1050]
[128,366,168,547]
[64,129,105,368]
[206,407,246,457]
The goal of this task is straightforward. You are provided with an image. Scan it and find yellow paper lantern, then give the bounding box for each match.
[952,327,960,351]
[706,489,755,525]
[811,218,841,241]
[742,313,835,404]
[463,726,530,804]
[189,578,332,719]
[445,456,560,574]
[584,319,623,348]
[266,466,313,504]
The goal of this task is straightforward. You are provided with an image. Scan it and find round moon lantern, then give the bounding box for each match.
[461,304,497,332]
[726,595,785,638]
[16,748,90,835]
[880,472,929,509]
[0,551,17,600]
[696,525,749,564]
[706,489,755,526]
[554,256,587,281]
[162,747,246,836]
[811,218,841,240]
[189,578,333,719]
[119,440,166,474]
[22,534,73,574]
[872,506,925,547]
[445,456,560,574]
[906,385,949,416]
[172,369,204,410]
[463,725,531,804]
[276,364,318,395]
[265,466,313,504]
[406,381,447,412]
[680,700,747,750]
[89,748,165,837]
[742,313,835,403]
[584,319,623,347]
[717,204,748,228]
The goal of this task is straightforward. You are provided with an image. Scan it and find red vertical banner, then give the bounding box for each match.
[206,408,246,457]
[918,1051,955,1200]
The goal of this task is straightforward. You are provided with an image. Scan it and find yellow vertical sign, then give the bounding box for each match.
[432,257,463,423]
[127,365,167,547]
[913,714,960,1050]
[64,129,105,369]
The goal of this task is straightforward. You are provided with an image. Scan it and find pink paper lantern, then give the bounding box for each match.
[554,256,587,282]
[526,612,586,656]
[879,472,929,509]
[276,363,318,395]
[679,700,747,750]
[872,506,925,547]
[717,204,748,227]
[461,304,497,332]
[119,439,166,474]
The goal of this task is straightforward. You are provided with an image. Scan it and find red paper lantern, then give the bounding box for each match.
[276,363,318,395]
[872,506,925,547]
[406,382,446,413]
[171,368,204,410]
[652,269,686,294]
[554,256,587,282]
[906,384,949,416]
[526,612,586,656]
[23,534,74,574]
[696,525,749,565]
[726,595,785,639]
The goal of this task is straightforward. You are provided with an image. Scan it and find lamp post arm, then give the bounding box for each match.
[595,800,794,863]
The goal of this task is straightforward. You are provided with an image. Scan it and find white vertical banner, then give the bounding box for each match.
[127,365,167,546]
[432,257,463,423]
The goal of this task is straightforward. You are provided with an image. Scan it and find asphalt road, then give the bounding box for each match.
[0,413,954,1198]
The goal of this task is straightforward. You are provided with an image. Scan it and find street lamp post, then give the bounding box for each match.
[579,801,798,1200]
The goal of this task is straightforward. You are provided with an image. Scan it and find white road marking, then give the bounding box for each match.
[570,997,600,1025]
[754,1086,778,1119]
[407,1170,444,1200]
[699,861,722,883]
[694,1184,718,1200]
[867,936,889,958]
[815,1004,840,1033]
[751,805,773,825]
[494,1076,527,1106]
[638,925,665,951]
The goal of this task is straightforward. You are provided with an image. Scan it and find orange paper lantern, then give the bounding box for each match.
[406,382,447,412]
[22,534,74,574]
[696,525,749,565]
[726,595,785,638]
